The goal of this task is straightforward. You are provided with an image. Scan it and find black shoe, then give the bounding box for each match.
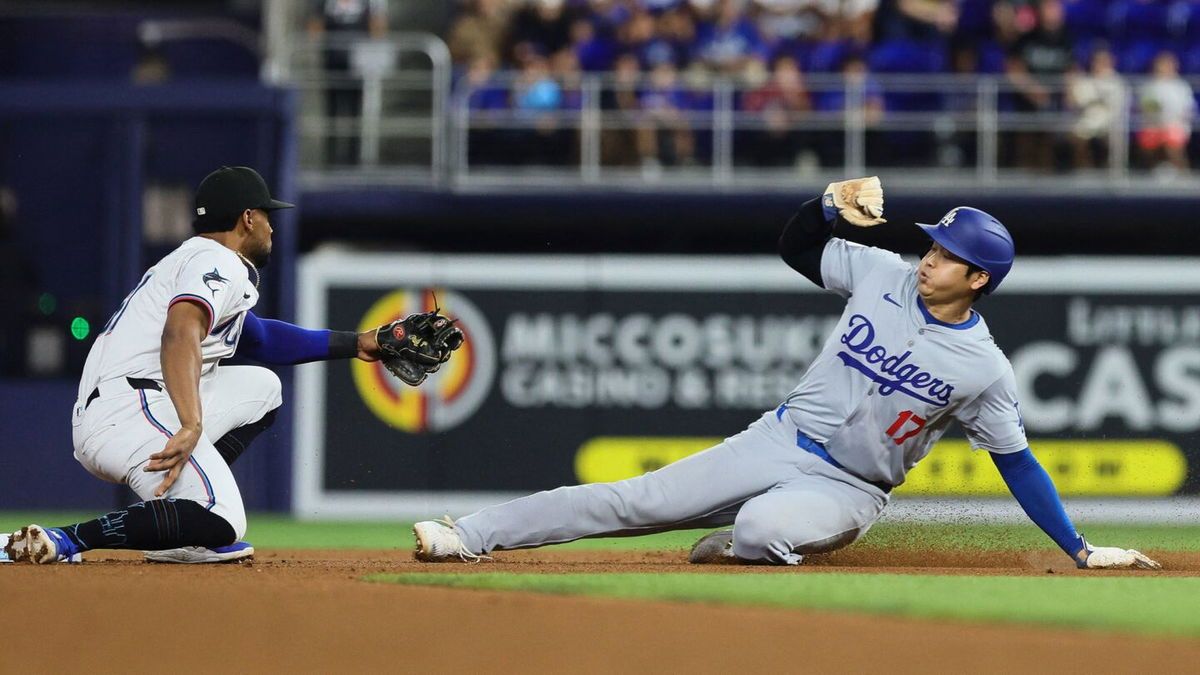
[688,529,736,564]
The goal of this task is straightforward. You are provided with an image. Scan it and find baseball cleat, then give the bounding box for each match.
[413,517,489,563]
[3,525,79,564]
[144,540,255,564]
[688,529,738,564]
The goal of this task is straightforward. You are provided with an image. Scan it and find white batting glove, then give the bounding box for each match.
[1074,536,1161,570]
[823,176,886,227]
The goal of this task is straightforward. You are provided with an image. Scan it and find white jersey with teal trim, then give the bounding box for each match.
[77,237,258,401]
[780,237,1027,488]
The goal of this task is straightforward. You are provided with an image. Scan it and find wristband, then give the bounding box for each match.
[821,192,838,223]
[328,331,360,359]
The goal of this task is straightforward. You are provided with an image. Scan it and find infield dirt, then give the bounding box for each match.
[4,547,1199,674]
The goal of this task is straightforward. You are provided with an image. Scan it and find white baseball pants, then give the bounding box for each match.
[71,366,282,539]
[455,409,890,565]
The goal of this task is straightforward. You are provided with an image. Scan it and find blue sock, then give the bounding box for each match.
[45,527,80,559]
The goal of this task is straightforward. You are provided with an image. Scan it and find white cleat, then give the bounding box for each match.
[144,541,255,564]
[413,518,489,563]
[4,525,62,564]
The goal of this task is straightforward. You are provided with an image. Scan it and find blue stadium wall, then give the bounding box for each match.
[0,82,297,511]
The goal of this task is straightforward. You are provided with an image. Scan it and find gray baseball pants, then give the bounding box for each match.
[454,409,890,565]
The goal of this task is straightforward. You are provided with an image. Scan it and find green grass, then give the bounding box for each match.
[371,572,1200,638]
[3,513,1199,552]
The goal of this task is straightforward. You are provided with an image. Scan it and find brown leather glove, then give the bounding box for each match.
[823,176,886,227]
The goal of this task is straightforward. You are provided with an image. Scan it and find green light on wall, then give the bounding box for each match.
[70,317,91,340]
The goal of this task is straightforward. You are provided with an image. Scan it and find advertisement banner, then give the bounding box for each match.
[295,254,1199,517]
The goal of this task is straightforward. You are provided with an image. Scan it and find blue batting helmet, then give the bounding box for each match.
[916,207,1014,294]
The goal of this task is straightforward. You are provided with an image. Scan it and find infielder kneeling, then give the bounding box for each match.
[4,166,461,565]
[414,177,1159,571]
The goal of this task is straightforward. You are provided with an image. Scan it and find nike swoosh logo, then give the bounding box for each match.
[882,293,903,308]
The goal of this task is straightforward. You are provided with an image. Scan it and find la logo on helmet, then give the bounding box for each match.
[938,208,961,227]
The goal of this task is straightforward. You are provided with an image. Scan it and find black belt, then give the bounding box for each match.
[85,377,162,409]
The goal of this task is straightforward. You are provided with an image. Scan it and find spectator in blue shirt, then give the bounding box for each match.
[636,61,698,173]
[812,53,885,165]
[464,54,511,166]
[694,0,766,73]
[515,54,563,114]
[570,17,616,71]
[513,53,574,165]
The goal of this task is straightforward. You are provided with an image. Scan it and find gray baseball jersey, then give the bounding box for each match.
[780,237,1027,487]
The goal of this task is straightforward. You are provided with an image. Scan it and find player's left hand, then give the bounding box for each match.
[145,425,202,497]
[355,329,382,362]
[1074,537,1161,570]
[824,176,886,227]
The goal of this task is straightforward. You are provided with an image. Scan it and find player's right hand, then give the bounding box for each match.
[145,425,203,498]
[1074,537,1161,570]
[823,176,886,227]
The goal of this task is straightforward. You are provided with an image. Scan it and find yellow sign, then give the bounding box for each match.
[899,440,1187,496]
[574,437,1188,496]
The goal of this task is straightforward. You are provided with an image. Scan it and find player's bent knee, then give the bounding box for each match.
[210,499,247,541]
[729,514,787,562]
[731,512,862,563]
[224,513,247,542]
[172,498,239,547]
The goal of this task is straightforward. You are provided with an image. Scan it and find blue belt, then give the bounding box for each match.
[775,404,893,494]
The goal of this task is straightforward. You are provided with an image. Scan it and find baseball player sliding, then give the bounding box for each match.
[413,177,1160,570]
[3,166,462,565]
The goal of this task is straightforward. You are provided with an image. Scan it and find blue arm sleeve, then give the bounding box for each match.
[991,448,1086,558]
[237,311,344,365]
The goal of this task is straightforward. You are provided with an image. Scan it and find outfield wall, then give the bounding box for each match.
[294,252,1200,519]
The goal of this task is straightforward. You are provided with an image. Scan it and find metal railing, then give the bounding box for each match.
[452,71,1191,190]
[274,33,1199,192]
[280,33,451,186]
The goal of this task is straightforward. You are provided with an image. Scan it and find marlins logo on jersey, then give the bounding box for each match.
[203,269,230,297]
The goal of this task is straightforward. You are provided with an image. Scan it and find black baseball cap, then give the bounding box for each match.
[193,166,295,232]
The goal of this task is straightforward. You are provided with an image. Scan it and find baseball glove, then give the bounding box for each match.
[823,176,886,227]
[375,310,465,386]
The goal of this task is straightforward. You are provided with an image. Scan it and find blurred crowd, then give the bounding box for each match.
[444,0,1200,173]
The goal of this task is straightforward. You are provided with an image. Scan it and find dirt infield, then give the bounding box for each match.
[4,547,1199,674]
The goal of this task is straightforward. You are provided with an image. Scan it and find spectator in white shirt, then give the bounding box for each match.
[1066,46,1126,169]
[1137,51,1196,171]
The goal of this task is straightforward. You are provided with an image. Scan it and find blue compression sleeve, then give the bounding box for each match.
[990,448,1085,557]
[237,312,355,365]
